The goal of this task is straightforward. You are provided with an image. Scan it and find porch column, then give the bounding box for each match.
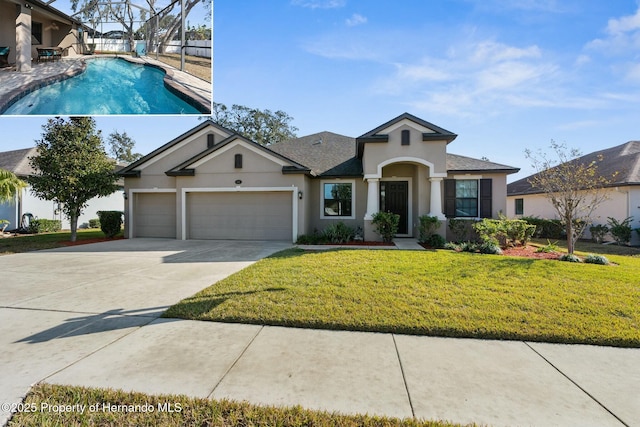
[429,177,445,219]
[363,178,379,220]
[15,4,32,72]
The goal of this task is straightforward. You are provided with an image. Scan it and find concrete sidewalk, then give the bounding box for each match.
[19,320,640,427]
[1,239,638,426]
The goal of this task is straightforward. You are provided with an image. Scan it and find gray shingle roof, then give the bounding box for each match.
[269,131,362,176]
[0,148,38,177]
[446,153,520,174]
[270,131,519,177]
[507,141,640,196]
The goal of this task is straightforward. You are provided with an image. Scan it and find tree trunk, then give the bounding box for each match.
[70,213,78,242]
[566,219,574,254]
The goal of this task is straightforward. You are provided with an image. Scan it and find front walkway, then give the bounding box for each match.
[0,54,212,114]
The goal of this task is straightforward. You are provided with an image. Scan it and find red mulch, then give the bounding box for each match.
[501,245,560,260]
[59,236,125,246]
[338,241,394,246]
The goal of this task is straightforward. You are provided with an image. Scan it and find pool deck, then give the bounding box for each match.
[0,54,212,114]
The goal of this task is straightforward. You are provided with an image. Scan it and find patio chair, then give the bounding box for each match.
[0,47,9,67]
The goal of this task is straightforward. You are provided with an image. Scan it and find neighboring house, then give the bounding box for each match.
[119,113,519,242]
[0,147,124,230]
[0,0,87,72]
[507,141,640,245]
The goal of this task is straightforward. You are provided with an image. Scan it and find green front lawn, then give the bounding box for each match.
[9,384,467,427]
[0,229,120,255]
[165,248,640,347]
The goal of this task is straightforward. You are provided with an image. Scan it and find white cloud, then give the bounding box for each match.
[470,41,541,63]
[291,0,346,9]
[574,54,591,66]
[606,6,640,34]
[346,13,367,27]
[586,5,640,53]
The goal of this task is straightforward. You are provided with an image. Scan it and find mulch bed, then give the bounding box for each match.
[501,245,560,260]
[60,236,125,246]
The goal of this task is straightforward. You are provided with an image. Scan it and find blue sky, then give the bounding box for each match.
[2,0,640,182]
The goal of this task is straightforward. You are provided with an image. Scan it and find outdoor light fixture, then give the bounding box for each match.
[25,3,33,9]
[298,191,303,200]
[122,191,128,200]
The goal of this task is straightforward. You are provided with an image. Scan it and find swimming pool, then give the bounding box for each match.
[3,57,204,115]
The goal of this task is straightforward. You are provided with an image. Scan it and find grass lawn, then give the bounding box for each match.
[0,229,121,255]
[165,247,640,347]
[9,383,468,427]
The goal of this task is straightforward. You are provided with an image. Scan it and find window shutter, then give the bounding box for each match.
[480,178,492,218]
[401,129,410,145]
[444,179,456,218]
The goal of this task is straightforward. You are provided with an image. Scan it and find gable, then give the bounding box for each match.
[187,139,295,174]
[119,121,234,177]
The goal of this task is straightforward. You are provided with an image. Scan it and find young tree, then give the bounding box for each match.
[29,117,119,242]
[212,102,298,145]
[0,168,27,203]
[525,141,616,254]
[108,130,142,163]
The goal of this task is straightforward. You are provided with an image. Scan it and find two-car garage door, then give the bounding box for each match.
[132,191,292,240]
[187,192,292,240]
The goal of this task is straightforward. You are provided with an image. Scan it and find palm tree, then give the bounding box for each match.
[0,168,27,203]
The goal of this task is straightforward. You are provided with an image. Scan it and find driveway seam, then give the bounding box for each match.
[391,334,415,418]
[207,325,265,399]
[38,317,156,383]
[523,341,629,427]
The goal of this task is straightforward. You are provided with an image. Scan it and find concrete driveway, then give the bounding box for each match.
[0,238,291,425]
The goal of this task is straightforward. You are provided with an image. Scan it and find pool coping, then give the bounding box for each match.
[0,54,212,115]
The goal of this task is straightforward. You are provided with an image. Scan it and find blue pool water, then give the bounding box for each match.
[4,58,202,115]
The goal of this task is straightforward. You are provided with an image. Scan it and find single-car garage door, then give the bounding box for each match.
[133,192,176,238]
[187,192,292,240]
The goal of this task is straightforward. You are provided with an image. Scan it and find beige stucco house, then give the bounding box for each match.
[507,141,640,245]
[119,114,520,242]
[0,0,86,72]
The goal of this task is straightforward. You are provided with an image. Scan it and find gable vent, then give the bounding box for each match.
[207,134,215,148]
[401,129,410,146]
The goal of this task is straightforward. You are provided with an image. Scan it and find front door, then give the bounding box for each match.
[380,181,409,235]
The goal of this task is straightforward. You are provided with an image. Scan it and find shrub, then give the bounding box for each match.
[28,219,62,233]
[444,241,461,251]
[459,241,480,252]
[589,224,609,244]
[607,216,633,245]
[97,210,123,238]
[559,253,582,263]
[479,242,503,255]
[473,216,535,248]
[88,218,101,229]
[424,233,446,248]
[448,218,479,242]
[371,211,400,243]
[322,222,355,244]
[584,254,609,265]
[521,216,564,239]
[535,240,559,253]
[418,215,442,243]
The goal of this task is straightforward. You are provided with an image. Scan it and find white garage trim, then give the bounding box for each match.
[181,187,298,241]
[127,188,177,239]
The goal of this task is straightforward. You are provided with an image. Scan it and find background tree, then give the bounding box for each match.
[108,130,142,163]
[29,117,119,242]
[212,102,298,145]
[0,169,27,203]
[525,140,616,254]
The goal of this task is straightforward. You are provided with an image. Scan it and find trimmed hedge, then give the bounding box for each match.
[88,218,101,229]
[97,210,123,238]
[28,219,62,234]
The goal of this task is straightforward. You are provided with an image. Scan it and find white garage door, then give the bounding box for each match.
[133,193,176,238]
[187,192,292,240]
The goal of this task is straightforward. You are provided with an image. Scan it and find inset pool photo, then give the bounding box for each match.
[0,0,212,115]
